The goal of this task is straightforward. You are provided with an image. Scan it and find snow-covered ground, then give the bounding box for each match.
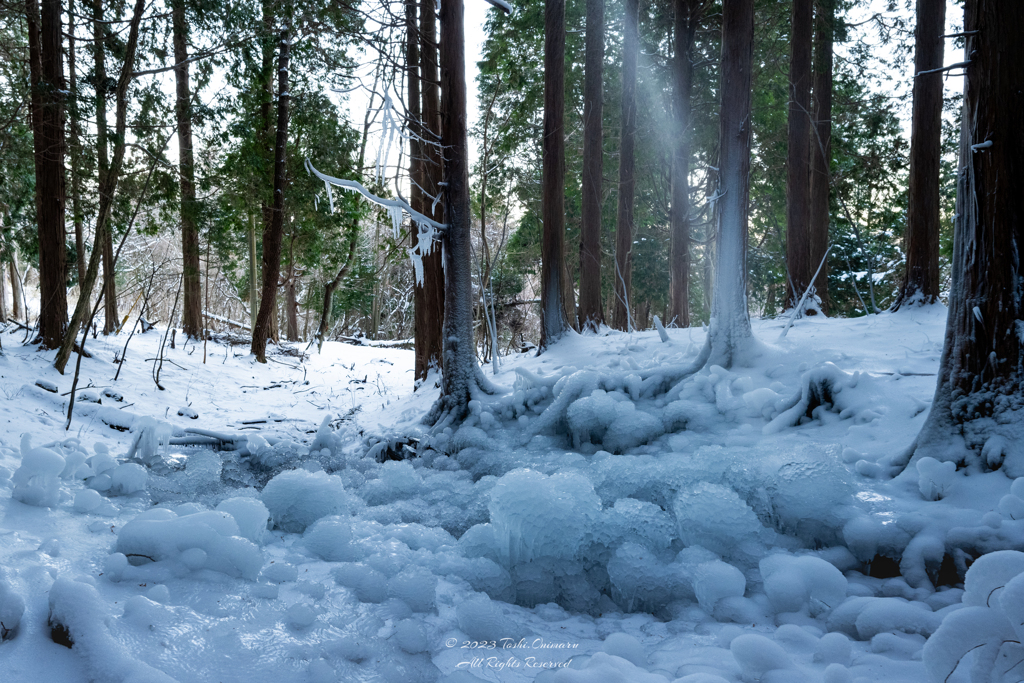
[0,306,1021,683]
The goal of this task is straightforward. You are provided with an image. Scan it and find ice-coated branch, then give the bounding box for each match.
[305,159,446,286]
[305,159,445,232]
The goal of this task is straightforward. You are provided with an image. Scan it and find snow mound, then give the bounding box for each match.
[12,434,65,507]
[262,469,349,533]
[303,516,361,561]
[0,568,25,640]
[48,577,180,683]
[760,554,847,616]
[113,509,263,580]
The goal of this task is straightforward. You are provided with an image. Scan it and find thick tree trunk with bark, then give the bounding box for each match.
[785,0,813,308]
[904,1,1024,476]
[670,0,703,328]
[92,0,117,335]
[28,0,68,348]
[251,24,290,363]
[55,0,146,373]
[416,0,445,381]
[539,0,568,349]
[893,0,944,310]
[809,0,833,313]
[612,0,639,331]
[578,0,604,331]
[706,0,755,369]
[174,0,202,337]
[427,0,484,423]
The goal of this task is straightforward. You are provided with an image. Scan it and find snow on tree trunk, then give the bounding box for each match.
[900,0,1024,476]
[706,0,755,369]
[539,0,569,349]
[892,0,944,310]
[577,0,604,332]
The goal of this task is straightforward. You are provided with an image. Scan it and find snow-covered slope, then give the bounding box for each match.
[0,307,1020,683]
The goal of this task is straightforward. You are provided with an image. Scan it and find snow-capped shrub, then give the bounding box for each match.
[488,469,600,566]
[12,435,65,508]
[760,554,847,616]
[261,469,349,533]
[114,509,263,580]
[924,553,1024,683]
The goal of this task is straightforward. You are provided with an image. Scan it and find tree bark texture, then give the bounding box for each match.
[55,0,146,373]
[670,0,702,328]
[430,0,478,421]
[251,24,290,363]
[612,0,639,331]
[578,0,604,331]
[706,0,754,369]
[174,0,202,337]
[92,0,116,335]
[29,0,68,348]
[785,0,813,308]
[539,0,568,349]
[894,0,944,310]
[416,0,445,381]
[809,0,833,312]
[911,0,1024,475]
[68,0,85,288]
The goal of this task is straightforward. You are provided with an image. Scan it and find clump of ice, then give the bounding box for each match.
[765,447,853,546]
[388,565,437,613]
[12,435,65,508]
[109,463,147,496]
[673,482,766,563]
[215,497,270,544]
[455,595,520,642]
[729,634,793,679]
[760,554,847,616]
[126,417,172,466]
[113,508,263,580]
[303,516,361,562]
[333,563,387,603]
[262,469,349,533]
[488,469,600,567]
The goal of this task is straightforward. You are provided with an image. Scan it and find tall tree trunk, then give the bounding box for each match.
[416,0,445,381]
[670,0,703,328]
[315,232,358,348]
[92,0,114,334]
[706,0,754,368]
[28,0,68,348]
[174,0,202,337]
[539,0,568,349]
[428,0,481,423]
[785,0,813,308]
[0,251,6,323]
[10,258,24,320]
[55,0,146,372]
[808,0,833,313]
[904,1,1024,476]
[612,0,639,331]
[578,0,604,331]
[68,0,85,288]
[251,22,290,362]
[893,0,944,310]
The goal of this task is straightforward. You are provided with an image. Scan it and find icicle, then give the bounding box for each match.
[325,180,335,214]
